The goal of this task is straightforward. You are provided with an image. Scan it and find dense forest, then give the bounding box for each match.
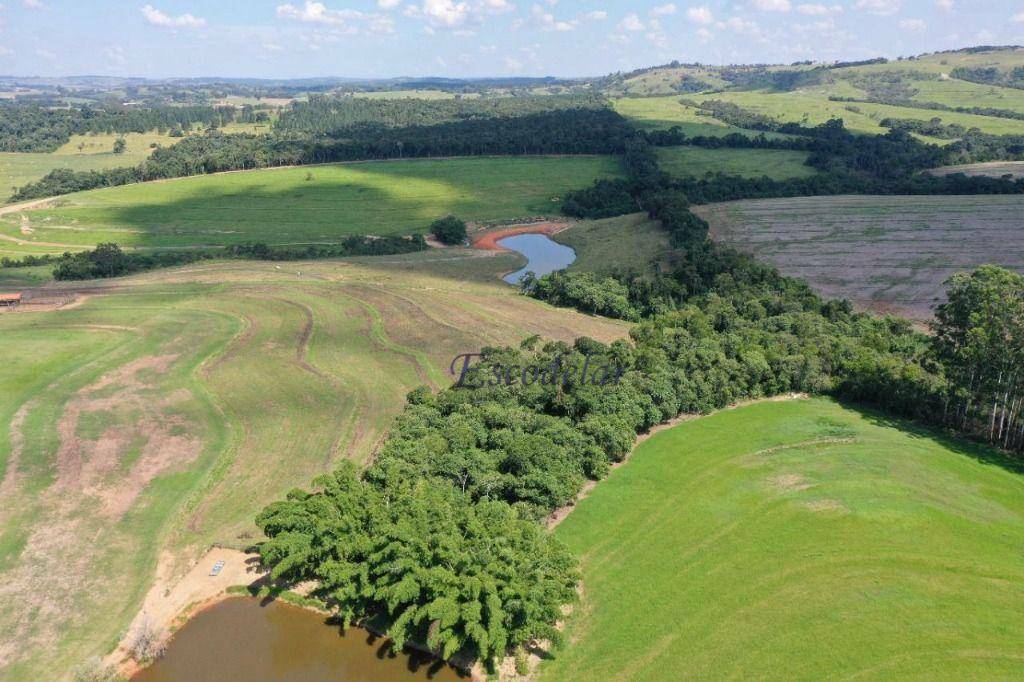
[12,94,1024,202]
[273,93,607,134]
[0,103,264,152]
[12,102,632,201]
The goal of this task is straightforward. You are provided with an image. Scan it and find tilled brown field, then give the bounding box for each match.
[694,195,1024,319]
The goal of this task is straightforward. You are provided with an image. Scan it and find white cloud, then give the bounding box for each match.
[696,26,713,41]
[1012,10,1024,22]
[753,0,790,11]
[276,1,361,25]
[584,10,606,20]
[531,3,576,31]
[796,3,842,14]
[651,3,677,16]
[102,45,128,65]
[687,6,714,24]
[619,12,644,31]
[899,18,925,31]
[504,56,522,71]
[0,46,13,57]
[718,16,760,34]
[277,1,394,33]
[421,0,470,26]
[853,0,900,16]
[936,0,953,8]
[141,4,206,28]
[263,42,285,51]
[378,0,401,7]
[22,0,42,7]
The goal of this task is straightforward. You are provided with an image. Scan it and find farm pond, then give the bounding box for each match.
[498,233,576,285]
[133,597,465,681]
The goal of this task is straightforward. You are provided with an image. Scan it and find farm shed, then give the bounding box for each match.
[0,293,22,308]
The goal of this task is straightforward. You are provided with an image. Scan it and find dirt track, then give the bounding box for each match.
[471,221,571,251]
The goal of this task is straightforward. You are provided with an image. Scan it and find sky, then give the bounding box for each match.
[1,1,1024,79]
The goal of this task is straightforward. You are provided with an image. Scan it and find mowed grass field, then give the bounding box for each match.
[543,398,1024,681]
[693,194,1024,319]
[1,156,621,256]
[656,146,816,180]
[0,250,627,679]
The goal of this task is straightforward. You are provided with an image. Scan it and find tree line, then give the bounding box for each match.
[48,237,426,280]
[0,103,248,153]
[12,107,634,201]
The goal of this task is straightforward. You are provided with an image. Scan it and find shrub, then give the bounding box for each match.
[430,215,467,245]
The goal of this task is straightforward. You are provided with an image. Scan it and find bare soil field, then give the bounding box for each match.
[694,195,1024,319]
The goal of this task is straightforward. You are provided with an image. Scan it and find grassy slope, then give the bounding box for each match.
[708,89,1024,138]
[2,156,620,256]
[612,96,795,139]
[0,131,161,204]
[554,213,670,278]
[0,251,627,679]
[656,146,816,180]
[544,398,1024,681]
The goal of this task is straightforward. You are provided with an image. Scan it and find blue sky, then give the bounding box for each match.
[2,1,1024,79]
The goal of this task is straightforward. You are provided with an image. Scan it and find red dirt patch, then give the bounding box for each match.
[472,221,571,251]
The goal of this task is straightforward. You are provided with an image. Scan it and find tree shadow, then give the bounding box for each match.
[835,397,1024,476]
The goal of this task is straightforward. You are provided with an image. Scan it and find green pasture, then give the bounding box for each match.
[544,398,1024,681]
[2,156,620,255]
[612,96,794,139]
[555,213,671,277]
[656,146,817,180]
[708,90,1024,138]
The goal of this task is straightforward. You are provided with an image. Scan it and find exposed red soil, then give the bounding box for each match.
[472,221,571,251]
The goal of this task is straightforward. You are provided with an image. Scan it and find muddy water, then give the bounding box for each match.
[133,597,465,682]
[499,233,576,285]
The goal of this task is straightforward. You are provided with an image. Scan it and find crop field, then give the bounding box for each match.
[0,248,627,679]
[693,195,1024,319]
[656,146,816,180]
[543,398,1024,681]
[0,156,620,256]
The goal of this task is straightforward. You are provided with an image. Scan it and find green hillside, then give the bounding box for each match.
[1,156,620,255]
[544,398,1024,681]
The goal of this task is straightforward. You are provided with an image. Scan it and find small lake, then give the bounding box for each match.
[498,233,576,285]
[133,597,465,682]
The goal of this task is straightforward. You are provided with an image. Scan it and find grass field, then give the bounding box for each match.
[0,249,627,679]
[693,194,1024,319]
[656,146,816,180]
[0,130,167,204]
[543,397,1024,681]
[554,213,671,277]
[706,90,1024,139]
[612,96,794,138]
[1,156,620,256]
[1,127,272,205]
